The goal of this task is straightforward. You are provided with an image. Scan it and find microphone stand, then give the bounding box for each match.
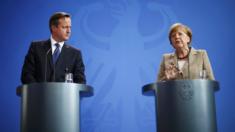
[44,48,52,82]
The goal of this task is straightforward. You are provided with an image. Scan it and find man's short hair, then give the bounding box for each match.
[49,12,71,32]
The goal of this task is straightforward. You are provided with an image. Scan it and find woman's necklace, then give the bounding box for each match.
[176,48,191,78]
[177,48,190,59]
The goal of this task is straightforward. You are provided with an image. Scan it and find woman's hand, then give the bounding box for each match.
[165,63,181,80]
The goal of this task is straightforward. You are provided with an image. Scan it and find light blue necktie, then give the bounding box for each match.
[53,43,60,64]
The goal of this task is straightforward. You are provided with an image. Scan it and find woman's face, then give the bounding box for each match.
[170,27,190,50]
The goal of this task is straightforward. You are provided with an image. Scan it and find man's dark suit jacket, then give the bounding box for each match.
[21,39,86,84]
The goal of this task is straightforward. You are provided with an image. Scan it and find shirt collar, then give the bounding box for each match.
[50,36,65,54]
[50,36,64,47]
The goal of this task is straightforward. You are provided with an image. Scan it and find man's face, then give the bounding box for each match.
[51,17,71,42]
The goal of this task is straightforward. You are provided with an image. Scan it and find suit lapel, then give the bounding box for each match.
[170,53,178,67]
[188,48,198,78]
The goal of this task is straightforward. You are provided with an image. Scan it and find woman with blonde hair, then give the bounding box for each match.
[157,23,215,81]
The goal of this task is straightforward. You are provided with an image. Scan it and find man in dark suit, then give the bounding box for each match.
[21,12,86,84]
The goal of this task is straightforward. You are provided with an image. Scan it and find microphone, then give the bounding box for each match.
[44,48,52,82]
[65,67,69,73]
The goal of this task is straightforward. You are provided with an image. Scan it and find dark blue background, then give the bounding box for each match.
[0,0,234,131]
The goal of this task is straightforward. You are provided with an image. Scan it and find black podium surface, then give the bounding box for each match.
[17,82,93,132]
[142,79,219,132]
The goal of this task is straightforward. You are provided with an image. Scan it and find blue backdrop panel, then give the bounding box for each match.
[0,0,234,132]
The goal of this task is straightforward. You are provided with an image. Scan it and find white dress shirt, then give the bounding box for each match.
[50,36,64,55]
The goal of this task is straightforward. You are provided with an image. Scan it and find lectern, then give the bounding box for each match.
[142,79,219,132]
[17,82,93,132]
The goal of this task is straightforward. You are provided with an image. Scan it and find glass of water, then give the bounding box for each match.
[199,69,207,79]
[65,73,73,83]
